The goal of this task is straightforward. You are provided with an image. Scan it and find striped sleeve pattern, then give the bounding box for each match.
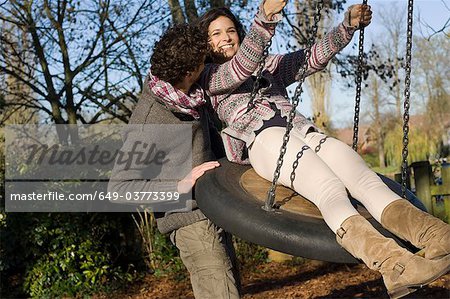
[266,23,356,88]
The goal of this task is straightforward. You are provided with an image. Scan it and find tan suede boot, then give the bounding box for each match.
[381,199,450,260]
[336,215,450,299]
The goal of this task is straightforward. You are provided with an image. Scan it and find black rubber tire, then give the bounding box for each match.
[196,158,426,264]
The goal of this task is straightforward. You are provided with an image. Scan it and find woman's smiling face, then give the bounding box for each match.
[208,16,240,61]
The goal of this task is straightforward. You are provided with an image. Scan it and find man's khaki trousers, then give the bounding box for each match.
[171,220,240,299]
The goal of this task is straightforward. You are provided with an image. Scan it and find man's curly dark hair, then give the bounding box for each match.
[150,24,208,86]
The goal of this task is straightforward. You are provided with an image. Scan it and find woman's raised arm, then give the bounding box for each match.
[267,4,372,88]
[200,1,286,96]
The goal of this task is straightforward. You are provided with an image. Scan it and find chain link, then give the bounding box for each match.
[314,136,328,153]
[264,0,324,211]
[247,40,273,112]
[401,0,414,198]
[352,0,368,152]
[290,145,310,188]
[289,135,328,188]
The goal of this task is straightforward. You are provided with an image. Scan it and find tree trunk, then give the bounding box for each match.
[372,77,386,167]
[168,0,185,24]
[309,72,331,131]
[2,12,37,124]
[210,0,225,9]
[394,41,401,119]
[184,0,198,23]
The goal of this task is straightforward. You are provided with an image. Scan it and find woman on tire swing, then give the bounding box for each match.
[156,0,450,297]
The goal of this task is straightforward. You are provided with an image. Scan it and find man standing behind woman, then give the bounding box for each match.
[110,2,296,298]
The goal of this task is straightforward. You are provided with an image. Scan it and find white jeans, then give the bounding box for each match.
[248,127,400,233]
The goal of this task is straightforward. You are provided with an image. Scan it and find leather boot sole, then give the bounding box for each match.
[388,262,450,299]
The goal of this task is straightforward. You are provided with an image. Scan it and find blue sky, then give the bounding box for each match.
[273,0,450,128]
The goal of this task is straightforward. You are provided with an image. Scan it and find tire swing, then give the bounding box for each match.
[196,0,423,263]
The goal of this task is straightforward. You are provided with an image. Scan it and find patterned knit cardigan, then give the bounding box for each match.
[199,10,356,165]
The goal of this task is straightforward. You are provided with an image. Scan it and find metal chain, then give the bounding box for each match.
[401,0,414,198]
[352,0,368,152]
[289,135,328,188]
[290,145,310,189]
[264,0,324,211]
[314,135,328,153]
[247,40,273,112]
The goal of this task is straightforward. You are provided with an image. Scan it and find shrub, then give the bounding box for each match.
[1,213,140,298]
[234,237,268,269]
[132,210,185,279]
